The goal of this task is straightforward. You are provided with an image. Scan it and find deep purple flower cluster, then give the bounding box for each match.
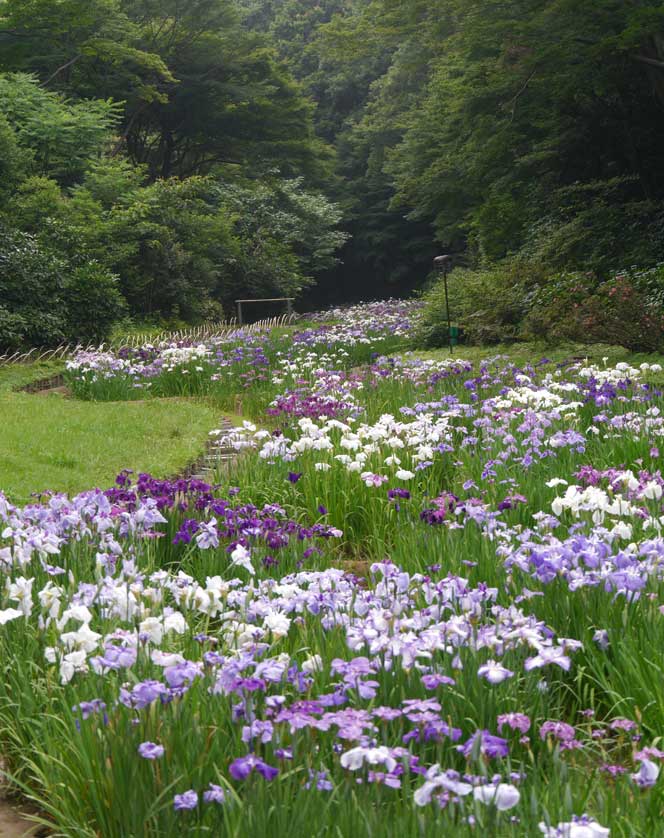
[267,389,356,421]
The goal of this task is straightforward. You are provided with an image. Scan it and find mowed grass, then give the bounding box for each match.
[0,362,219,502]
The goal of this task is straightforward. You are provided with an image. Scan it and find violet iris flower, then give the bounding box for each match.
[229,754,279,781]
[173,790,198,810]
[138,741,164,759]
[457,730,510,759]
[203,784,226,804]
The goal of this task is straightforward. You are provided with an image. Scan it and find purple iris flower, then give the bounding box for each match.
[287,472,303,484]
[122,680,168,710]
[540,721,576,741]
[457,730,509,759]
[138,741,164,760]
[421,673,455,690]
[229,754,279,781]
[173,790,198,810]
[497,713,531,734]
[388,488,410,500]
[164,660,201,688]
[305,768,333,792]
[73,699,107,720]
[632,758,660,788]
[203,784,226,804]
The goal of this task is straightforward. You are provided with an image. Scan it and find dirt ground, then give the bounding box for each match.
[0,798,40,837]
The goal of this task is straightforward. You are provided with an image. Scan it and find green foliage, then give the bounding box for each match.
[65,173,236,320]
[216,176,349,299]
[62,262,126,345]
[254,0,664,300]
[416,260,545,347]
[523,265,664,352]
[0,225,124,349]
[114,0,328,180]
[0,306,27,350]
[0,225,67,347]
[0,0,174,105]
[520,179,664,273]
[0,56,346,343]
[64,168,347,317]
[386,0,664,264]
[7,175,64,231]
[0,73,122,183]
[418,261,664,353]
[3,0,664,333]
[0,110,29,196]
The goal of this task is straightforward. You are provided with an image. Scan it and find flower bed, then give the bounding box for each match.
[1,304,664,834]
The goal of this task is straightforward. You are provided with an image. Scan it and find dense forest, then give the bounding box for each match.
[1,0,664,345]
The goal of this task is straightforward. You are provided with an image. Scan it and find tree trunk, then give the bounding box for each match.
[161,130,174,179]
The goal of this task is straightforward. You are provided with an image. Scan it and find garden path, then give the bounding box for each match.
[0,765,42,837]
[0,800,41,837]
[186,416,241,483]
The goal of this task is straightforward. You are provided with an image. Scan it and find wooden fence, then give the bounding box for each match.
[0,313,298,367]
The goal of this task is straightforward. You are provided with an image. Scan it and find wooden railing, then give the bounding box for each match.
[0,313,299,367]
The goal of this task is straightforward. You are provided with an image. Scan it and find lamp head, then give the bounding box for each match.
[434,255,453,270]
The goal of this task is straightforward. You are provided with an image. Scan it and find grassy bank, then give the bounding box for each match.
[0,364,219,502]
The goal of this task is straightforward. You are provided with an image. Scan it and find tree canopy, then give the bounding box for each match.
[1,0,664,345]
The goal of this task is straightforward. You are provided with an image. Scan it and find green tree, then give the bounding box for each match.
[0,109,28,197]
[387,0,664,264]
[0,224,68,347]
[62,261,126,344]
[0,73,121,183]
[113,0,327,179]
[215,175,349,302]
[0,0,173,107]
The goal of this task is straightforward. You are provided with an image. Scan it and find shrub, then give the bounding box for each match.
[0,225,68,347]
[415,260,545,347]
[62,262,126,345]
[522,265,664,352]
[0,306,27,351]
[520,271,599,344]
[0,226,127,349]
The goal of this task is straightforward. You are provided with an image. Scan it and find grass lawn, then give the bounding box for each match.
[0,362,219,502]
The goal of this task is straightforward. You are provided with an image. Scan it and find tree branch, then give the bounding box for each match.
[504,69,537,124]
[110,102,150,157]
[41,54,83,87]
[0,29,32,38]
[633,54,664,71]
[179,155,242,177]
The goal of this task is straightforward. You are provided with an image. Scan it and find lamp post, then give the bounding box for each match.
[433,254,454,354]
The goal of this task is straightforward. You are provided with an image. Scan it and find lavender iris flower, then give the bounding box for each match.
[203,784,226,804]
[138,741,165,759]
[632,758,660,788]
[173,790,198,810]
